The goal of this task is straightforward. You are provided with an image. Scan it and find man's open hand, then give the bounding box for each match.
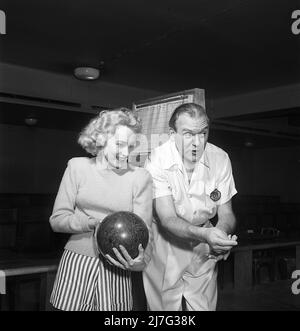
[203,228,237,255]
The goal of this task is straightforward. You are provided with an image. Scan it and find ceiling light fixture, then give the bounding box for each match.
[74,67,100,81]
[244,140,254,148]
[24,117,38,126]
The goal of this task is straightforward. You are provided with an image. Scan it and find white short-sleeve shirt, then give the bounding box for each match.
[144,138,237,310]
[145,138,237,224]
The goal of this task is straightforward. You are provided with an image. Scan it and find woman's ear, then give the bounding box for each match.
[96,134,106,147]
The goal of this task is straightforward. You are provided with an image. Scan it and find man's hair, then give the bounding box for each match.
[169,102,209,131]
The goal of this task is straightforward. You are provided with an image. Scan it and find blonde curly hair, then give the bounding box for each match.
[78,107,142,156]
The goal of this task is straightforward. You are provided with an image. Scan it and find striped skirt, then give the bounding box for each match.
[50,249,132,311]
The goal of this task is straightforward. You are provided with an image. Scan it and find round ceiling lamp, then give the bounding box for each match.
[244,140,254,148]
[74,67,100,80]
[24,117,38,126]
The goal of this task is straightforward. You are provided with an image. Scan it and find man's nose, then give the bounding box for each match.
[193,134,202,146]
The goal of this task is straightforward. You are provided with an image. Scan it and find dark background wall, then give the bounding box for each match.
[227,146,300,204]
[1,121,299,204]
[0,123,85,194]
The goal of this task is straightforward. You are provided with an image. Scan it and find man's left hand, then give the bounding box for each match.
[207,234,238,261]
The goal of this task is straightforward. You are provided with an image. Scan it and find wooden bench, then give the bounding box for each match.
[0,258,58,311]
[232,240,300,290]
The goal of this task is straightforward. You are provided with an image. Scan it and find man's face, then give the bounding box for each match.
[171,113,209,166]
[102,125,137,169]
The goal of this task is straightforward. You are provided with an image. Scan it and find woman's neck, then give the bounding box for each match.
[96,153,111,170]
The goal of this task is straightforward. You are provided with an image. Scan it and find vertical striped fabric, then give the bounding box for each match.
[50,249,132,311]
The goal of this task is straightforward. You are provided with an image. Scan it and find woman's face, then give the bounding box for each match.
[102,125,137,169]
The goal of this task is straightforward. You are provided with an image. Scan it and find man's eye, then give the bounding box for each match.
[183,133,192,138]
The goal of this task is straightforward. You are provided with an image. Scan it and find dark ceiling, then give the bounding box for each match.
[0,0,299,98]
[0,0,299,150]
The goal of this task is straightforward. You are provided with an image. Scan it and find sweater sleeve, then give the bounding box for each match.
[49,159,93,234]
[132,169,153,265]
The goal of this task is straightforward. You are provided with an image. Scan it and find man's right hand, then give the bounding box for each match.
[202,227,237,254]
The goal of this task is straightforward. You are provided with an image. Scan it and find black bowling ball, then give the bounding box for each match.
[95,211,149,260]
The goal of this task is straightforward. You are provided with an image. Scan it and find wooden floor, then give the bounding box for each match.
[217,280,300,311]
[2,281,300,311]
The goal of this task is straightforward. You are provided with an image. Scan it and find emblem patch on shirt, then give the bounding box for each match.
[210,189,221,202]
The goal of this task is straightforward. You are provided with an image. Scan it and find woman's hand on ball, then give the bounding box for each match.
[88,217,99,230]
[105,244,146,271]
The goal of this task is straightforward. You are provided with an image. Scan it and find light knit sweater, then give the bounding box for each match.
[49,157,153,261]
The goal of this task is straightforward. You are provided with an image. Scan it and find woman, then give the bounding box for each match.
[49,108,153,311]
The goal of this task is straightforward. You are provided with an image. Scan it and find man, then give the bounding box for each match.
[143,102,238,311]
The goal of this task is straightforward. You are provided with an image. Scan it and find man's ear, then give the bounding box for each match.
[169,127,175,136]
[169,128,176,142]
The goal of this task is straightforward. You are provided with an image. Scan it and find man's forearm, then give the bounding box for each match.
[162,216,207,243]
[216,212,236,235]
